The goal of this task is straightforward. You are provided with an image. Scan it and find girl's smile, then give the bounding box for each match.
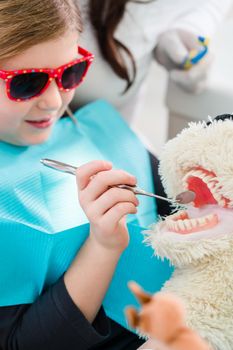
[25,116,55,129]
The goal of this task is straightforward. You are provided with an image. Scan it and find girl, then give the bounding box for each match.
[0,0,171,349]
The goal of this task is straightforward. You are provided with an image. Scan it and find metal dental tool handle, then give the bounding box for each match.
[40,158,195,205]
[41,158,77,176]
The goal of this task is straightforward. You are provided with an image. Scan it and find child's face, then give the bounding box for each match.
[0,31,79,146]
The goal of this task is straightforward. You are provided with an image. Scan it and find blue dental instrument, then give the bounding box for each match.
[182,36,209,69]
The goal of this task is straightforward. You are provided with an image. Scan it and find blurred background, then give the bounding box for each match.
[132,10,233,156]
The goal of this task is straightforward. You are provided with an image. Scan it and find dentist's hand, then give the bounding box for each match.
[154,29,213,93]
[76,160,139,252]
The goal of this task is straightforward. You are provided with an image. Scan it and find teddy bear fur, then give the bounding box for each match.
[147,117,233,350]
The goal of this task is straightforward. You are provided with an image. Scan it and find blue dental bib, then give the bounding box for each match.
[0,100,172,329]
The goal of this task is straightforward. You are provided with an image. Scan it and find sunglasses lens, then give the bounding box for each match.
[61,61,87,89]
[10,72,49,100]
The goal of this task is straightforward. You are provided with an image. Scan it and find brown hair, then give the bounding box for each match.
[89,0,153,92]
[0,0,82,61]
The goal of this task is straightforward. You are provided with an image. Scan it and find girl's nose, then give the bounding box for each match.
[37,79,63,111]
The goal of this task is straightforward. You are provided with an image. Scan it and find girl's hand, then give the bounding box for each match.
[76,160,139,252]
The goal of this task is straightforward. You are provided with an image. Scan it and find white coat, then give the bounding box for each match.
[73,0,233,121]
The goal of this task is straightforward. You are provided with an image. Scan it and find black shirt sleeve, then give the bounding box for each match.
[148,152,173,217]
[0,277,110,350]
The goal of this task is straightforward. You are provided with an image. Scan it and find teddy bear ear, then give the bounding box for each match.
[206,113,233,126]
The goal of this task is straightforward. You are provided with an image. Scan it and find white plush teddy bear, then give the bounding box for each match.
[147,114,233,350]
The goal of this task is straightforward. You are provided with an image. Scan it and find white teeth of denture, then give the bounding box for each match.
[218,199,227,207]
[178,221,185,230]
[190,219,197,226]
[207,182,216,189]
[165,213,218,233]
[182,169,227,207]
[183,170,216,185]
[183,219,192,230]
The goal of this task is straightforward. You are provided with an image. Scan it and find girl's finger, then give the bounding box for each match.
[81,169,137,202]
[76,160,112,190]
[85,187,139,218]
[101,202,137,228]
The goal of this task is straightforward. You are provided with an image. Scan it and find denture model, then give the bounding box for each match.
[147,114,233,350]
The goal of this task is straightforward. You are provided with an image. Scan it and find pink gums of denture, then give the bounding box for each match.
[187,176,217,208]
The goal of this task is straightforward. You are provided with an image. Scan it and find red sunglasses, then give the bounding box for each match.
[0,46,94,102]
